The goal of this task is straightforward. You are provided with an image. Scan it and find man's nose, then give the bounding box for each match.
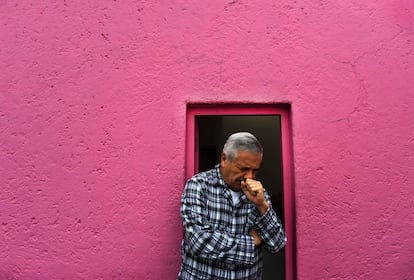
[244,170,255,179]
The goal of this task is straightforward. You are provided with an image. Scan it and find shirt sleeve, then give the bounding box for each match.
[180,179,256,266]
[254,192,287,253]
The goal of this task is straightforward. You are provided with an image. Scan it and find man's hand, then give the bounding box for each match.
[250,228,262,247]
[241,179,269,215]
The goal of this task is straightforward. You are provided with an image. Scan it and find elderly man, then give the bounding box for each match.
[178,132,286,280]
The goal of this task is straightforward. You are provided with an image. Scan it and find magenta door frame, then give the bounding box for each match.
[185,103,296,280]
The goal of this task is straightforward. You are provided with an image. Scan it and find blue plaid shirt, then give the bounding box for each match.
[178,165,286,280]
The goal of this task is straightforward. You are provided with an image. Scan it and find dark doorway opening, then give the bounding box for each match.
[196,115,286,280]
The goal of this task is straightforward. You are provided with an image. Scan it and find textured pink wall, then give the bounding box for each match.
[1,1,413,279]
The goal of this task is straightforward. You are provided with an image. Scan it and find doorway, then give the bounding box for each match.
[197,115,285,280]
[185,104,295,280]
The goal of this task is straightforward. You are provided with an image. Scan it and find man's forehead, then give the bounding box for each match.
[234,150,262,163]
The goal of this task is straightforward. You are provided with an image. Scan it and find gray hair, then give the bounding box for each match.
[222,132,263,161]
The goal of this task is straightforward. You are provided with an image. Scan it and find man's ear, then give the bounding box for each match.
[220,153,226,165]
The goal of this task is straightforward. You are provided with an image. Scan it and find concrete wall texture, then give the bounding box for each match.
[1,1,413,279]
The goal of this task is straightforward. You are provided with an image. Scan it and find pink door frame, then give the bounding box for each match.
[185,103,296,280]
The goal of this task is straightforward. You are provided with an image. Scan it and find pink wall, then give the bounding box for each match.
[1,1,413,279]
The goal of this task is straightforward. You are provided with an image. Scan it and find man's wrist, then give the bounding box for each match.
[257,202,269,216]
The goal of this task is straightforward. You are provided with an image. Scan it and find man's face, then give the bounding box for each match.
[220,149,262,192]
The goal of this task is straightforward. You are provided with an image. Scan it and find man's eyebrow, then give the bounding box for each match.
[236,164,259,171]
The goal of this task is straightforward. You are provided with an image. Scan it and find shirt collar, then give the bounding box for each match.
[214,164,248,206]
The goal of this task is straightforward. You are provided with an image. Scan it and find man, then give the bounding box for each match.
[178,132,286,280]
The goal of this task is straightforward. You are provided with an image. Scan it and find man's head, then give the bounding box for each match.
[220,132,263,191]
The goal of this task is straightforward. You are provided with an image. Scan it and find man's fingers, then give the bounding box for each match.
[242,180,258,196]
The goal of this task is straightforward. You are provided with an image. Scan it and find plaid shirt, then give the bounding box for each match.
[178,165,286,280]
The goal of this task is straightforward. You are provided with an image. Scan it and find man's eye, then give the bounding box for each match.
[238,167,249,172]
